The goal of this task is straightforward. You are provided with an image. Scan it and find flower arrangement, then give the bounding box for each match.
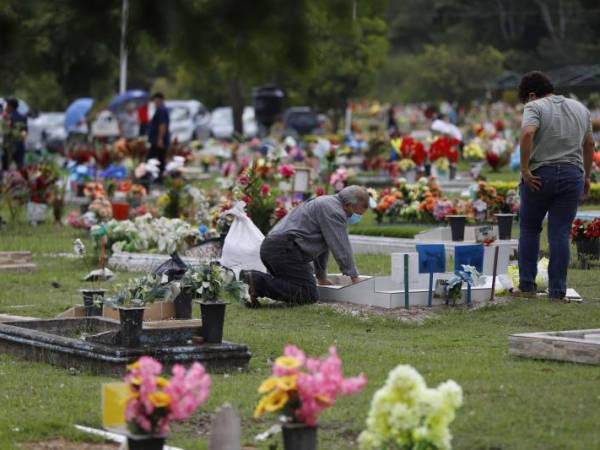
[180,262,248,303]
[2,170,30,221]
[463,141,485,161]
[125,356,211,435]
[398,158,417,172]
[279,164,296,179]
[254,345,367,426]
[429,136,460,165]
[571,218,600,241]
[91,214,210,254]
[446,265,481,305]
[330,167,349,192]
[391,136,427,166]
[108,274,181,307]
[358,364,463,450]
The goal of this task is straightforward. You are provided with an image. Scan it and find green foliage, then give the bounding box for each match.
[383,44,504,103]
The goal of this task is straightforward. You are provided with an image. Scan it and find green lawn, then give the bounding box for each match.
[1,223,600,449]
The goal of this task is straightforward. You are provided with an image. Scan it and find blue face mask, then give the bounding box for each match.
[347,213,362,225]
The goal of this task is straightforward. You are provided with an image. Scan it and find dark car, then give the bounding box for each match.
[282,107,321,136]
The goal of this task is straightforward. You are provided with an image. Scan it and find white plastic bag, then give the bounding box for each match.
[220,201,267,277]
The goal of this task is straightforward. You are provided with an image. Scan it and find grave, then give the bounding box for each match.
[0,251,37,273]
[319,243,511,308]
[509,329,600,365]
[0,316,251,375]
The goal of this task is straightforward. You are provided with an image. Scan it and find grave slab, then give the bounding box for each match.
[0,317,251,374]
[0,251,37,272]
[509,328,600,365]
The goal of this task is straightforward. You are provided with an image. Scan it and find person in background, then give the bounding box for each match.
[137,103,149,136]
[117,102,139,141]
[516,70,595,300]
[146,92,170,181]
[1,98,27,171]
[241,186,373,306]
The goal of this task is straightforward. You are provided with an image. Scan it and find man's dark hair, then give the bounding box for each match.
[6,98,18,109]
[152,92,165,100]
[518,71,554,103]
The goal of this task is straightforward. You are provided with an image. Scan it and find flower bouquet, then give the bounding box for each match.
[358,364,463,450]
[571,218,600,259]
[124,356,211,449]
[255,345,367,450]
[182,262,248,343]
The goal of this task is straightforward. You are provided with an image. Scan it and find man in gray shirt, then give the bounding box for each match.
[241,186,370,305]
[517,70,595,300]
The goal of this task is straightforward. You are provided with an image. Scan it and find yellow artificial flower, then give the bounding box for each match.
[264,390,289,412]
[274,356,302,371]
[316,394,333,406]
[129,376,142,386]
[127,361,140,370]
[277,375,298,392]
[148,391,171,408]
[156,377,170,388]
[258,377,279,394]
[254,396,269,418]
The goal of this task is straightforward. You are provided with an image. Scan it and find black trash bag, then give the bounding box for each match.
[153,252,189,281]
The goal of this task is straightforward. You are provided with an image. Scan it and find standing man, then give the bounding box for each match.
[241,186,372,306]
[147,92,170,181]
[517,71,595,300]
[1,98,27,171]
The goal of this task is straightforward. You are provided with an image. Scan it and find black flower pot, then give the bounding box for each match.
[127,434,166,450]
[80,288,106,317]
[197,301,228,343]
[495,213,515,240]
[282,423,317,450]
[76,183,85,197]
[447,215,466,242]
[424,163,432,176]
[576,238,600,257]
[118,306,145,347]
[174,289,193,319]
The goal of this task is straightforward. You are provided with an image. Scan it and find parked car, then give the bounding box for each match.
[26,112,67,151]
[282,107,321,136]
[91,110,120,138]
[210,106,258,139]
[166,100,211,143]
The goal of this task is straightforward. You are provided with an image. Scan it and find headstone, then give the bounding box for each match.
[390,252,419,285]
[209,404,241,450]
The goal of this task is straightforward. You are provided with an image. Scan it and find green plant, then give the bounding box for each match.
[108,275,180,307]
[181,263,247,303]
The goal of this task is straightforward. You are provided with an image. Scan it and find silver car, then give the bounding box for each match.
[166,100,211,143]
[26,112,67,150]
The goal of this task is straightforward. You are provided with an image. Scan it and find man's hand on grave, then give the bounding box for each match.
[318,278,333,286]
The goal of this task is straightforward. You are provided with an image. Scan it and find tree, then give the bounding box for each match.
[392,44,505,103]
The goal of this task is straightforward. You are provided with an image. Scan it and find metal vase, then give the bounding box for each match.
[198,301,228,343]
[118,306,145,347]
[126,434,165,450]
[495,213,515,240]
[282,423,318,450]
[447,215,466,241]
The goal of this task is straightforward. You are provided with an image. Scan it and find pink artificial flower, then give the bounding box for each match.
[238,175,250,186]
[279,164,296,178]
[261,184,271,195]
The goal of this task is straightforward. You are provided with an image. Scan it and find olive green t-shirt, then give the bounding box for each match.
[521,95,592,171]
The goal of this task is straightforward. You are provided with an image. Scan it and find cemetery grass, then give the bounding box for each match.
[0,225,600,449]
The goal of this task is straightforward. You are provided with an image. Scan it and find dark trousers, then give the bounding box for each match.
[147,144,166,180]
[1,145,25,170]
[518,164,583,298]
[251,235,318,304]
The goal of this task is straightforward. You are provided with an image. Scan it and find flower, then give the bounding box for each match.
[359,364,462,450]
[279,164,296,179]
[255,345,366,426]
[124,357,211,435]
[260,184,271,195]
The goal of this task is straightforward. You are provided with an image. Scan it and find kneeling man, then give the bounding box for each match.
[242,186,370,305]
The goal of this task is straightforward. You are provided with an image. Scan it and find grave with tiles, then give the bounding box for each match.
[319,242,512,308]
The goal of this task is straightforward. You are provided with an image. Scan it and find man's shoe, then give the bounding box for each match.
[509,288,537,298]
[240,270,261,308]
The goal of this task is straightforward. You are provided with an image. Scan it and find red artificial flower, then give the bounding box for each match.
[315,186,326,197]
[261,184,271,195]
[238,175,250,186]
[275,207,288,219]
[486,151,501,170]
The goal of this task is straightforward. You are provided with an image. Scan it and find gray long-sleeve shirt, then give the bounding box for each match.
[268,194,358,278]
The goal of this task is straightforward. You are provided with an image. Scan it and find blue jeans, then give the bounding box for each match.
[518,164,584,298]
